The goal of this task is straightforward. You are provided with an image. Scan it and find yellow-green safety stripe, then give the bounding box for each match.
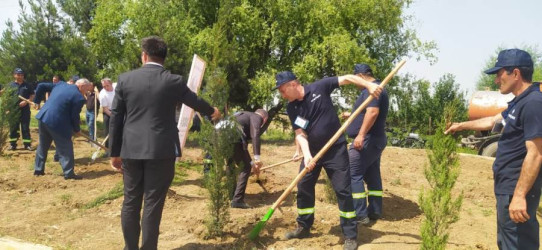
[352,192,367,199]
[297,207,315,215]
[23,139,31,143]
[368,190,383,197]
[9,138,17,142]
[339,211,356,219]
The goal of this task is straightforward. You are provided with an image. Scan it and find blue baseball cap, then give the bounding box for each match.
[273,71,297,90]
[353,64,372,75]
[13,68,24,74]
[484,49,533,75]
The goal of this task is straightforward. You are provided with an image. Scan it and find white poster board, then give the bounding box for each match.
[177,54,206,150]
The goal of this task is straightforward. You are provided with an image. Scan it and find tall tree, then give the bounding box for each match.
[89,0,435,109]
[57,0,97,34]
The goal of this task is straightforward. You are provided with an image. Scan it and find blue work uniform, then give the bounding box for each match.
[346,81,389,220]
[8,81,34,147]
[494,82,542,250]
[287,77,357,240]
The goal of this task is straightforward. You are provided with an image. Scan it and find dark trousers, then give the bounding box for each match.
[34,121,75,177]
[348,136,386,219]
[297,143,357,239]
[103,114,110,146]
[9,108,31,146]
[496,192,540,250]
[231,143,252,203]
[121,158,175,250]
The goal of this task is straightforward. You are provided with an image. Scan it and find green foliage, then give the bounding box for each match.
[0,86,21,154]
[419,104,463,250]
[197,116,241,237]
[476,46,542,90]
[0,0,97,85]
[388,74,468,135]
[83,181,124,209]
[89,0,434,109]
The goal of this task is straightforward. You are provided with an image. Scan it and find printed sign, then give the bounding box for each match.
[177,54,206,150]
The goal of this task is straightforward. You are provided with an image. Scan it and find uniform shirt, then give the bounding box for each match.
[287,77,345,154]
[9,81,34,111]
[346,80,389,138]
[234,111,265,155]
[493,82,542,195]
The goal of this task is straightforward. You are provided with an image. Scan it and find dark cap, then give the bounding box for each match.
[353,64,372,75]
[484,49,533,75]
[70,75,80,82]
[13,68,24,74]
[273,71,297,90]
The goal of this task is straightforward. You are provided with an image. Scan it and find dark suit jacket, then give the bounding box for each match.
[35,83,85,138]
[109,63,214,159]
[234,111,266,155]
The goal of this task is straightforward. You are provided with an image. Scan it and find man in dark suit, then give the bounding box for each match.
[33,78,94,179]
[109,36,220,250]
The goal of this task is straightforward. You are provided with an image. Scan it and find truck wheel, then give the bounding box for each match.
[481,141,498,157]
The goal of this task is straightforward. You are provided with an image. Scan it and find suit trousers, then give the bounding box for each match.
[34,121,75,177]
[231,142,252,203]
[296,143,357,239]
[496,192,540,250]
[348,136,386,219]
[121,158,175,250]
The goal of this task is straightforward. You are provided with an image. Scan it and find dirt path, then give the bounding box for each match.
[0,129,513,249]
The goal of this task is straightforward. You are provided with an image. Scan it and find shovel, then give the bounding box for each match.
[91,134,109,161]
[248,59,406,240]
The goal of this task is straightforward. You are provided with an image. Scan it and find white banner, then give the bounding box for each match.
[177,54,206,150]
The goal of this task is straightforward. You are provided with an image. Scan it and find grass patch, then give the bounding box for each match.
[83,181,124,209]
[172,160,200,186]
[261,128,293,142]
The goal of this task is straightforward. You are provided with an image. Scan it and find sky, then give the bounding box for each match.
[1,0,541,96]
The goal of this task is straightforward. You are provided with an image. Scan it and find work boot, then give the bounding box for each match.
[9,144,16,151]
[368,213,381,221]
[284,227,310,240]
[231,201,251,209]
[64,174,83,180]
[344,238,358,250]
[356,216,370,226]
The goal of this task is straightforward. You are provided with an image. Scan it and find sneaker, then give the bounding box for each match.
[231,202,251,209]
[9,145,16,151]
[356,216,370,226]
[344,238,358,250]
[284,227,310,240]
[24,145,33,151]
[64,174,83,180]
[33,171,45,176]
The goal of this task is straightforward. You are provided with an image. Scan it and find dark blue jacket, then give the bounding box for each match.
[33,81,66,104]
[35,83,86,138]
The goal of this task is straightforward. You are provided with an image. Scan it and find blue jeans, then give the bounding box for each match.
[86,110,95,140]
[34,121,75,177]
[496,192,540,250]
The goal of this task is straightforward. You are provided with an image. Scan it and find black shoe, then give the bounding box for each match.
[9,145,16,151]
[356,216,370,226]
[284,227,310,240]
[24,145,33,151]
[33,171,45,176]
[231,202,251,209]
[64,174,83,180]
[368,213,381,221]
[344,238,358,250]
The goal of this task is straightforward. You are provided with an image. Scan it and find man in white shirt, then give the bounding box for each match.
[99,78,115,146]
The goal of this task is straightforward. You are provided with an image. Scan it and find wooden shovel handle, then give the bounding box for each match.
[260,156,303,171]
[79,133,108,151]
[270,60,407,210]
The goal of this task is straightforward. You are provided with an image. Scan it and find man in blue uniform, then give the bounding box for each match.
[345,64,389,225]
[34,78,94,180]
[7,68,34,151]
[274,71,382,250]
[446,49,542,249]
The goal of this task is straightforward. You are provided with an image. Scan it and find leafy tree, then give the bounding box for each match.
[0,0,97,84]
[57,0,97,34]
[476,46,542,91]
[89,0,435,109]
[419,104,463,249]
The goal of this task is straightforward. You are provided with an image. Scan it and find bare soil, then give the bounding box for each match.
[0,128,519,249]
